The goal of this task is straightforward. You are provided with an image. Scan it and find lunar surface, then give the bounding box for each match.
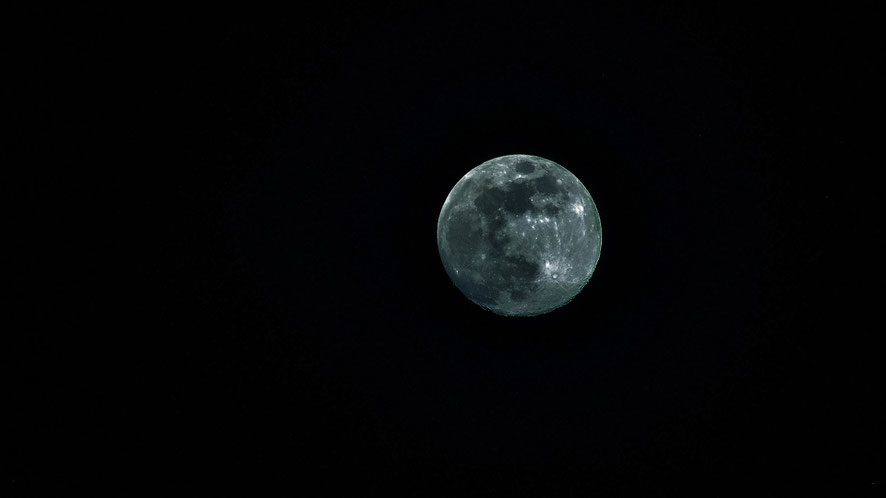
[437,154,602,316]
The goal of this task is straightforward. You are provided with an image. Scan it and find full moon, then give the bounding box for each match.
[437,154,602,316]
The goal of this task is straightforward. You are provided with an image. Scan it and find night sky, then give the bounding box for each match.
[12,4,881,495]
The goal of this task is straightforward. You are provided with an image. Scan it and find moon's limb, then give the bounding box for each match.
[437,154,602,316]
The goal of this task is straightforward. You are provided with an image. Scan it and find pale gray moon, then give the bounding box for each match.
[437,154,602,316]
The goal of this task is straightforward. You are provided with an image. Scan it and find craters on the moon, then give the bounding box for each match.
[532,173,560,195]
[515,160,535,174]
[473,172,566,220]
[509,289,528,302]
[542,204,561,217]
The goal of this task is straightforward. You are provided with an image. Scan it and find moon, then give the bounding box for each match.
[437,154,602,316]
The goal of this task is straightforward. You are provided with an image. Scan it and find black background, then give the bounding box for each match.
[12,4,882,495]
